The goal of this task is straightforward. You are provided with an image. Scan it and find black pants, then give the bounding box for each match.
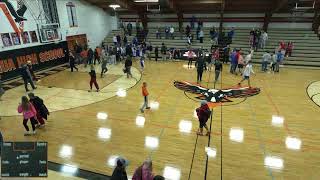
[200,37,203,43]
[101,67,108,77]
[188,58,193,67]
[23,117,37,131]
[70,64,78,72]
[94,56,100,65]
[223,55,229,63]
[197,70,203,82]
[23,78,35,91]
[88,58,93,65]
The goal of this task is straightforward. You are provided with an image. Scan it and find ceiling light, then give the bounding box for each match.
[163,166,181,180]
[98,128,112,141]
[205,147,217,158]
[97,112,108,120]
[271,115,284,127]
[264,156,284,170]
[59,145,73,158]
[145,136,159,149]
[136,116,145,127]
[109,4,120,9]
[285,136,302,150]
[179,120,192,133]
[229,128,244,143]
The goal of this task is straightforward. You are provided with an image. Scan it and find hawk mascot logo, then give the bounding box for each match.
[174,81,260,107]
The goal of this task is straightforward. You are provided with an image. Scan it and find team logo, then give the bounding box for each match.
[0,0,27,35]
[174,81,260,107]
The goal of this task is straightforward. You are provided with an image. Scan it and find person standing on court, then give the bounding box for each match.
[196,100,211,136]
[238,61,254,87]
[195,55,205,83]
[20,64,36,92]
[18,96,38,135]
[161,43,167,61]
[94,46,101,65]
[125,56,133,78]
[101,54,108,78]
[69,52,78,72]
[132,159,154,180]
[154,46,159,61]
[187,48,195,68]
[140,82,150,113]
[110,158,128,180]
[28,93,49,128]
[261,50,271,72]
[88,65,99,92]
[199,28,204,43]
[214,59,223,86]
[87,48,94,65]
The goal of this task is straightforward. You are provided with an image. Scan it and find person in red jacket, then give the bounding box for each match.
[196,100,211,136]
[140,82,150,113]
[88,65,99,92]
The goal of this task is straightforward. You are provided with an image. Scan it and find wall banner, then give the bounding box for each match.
[0,41,69,81]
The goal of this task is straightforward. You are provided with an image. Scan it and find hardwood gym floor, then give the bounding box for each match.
[0,60,319,179]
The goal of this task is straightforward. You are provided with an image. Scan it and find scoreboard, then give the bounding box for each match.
[1,142,48,177]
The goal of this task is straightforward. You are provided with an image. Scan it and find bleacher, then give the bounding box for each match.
[103,27,320,67]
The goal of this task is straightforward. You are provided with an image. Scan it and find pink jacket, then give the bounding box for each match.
[18,103,37,119]
[132,165,154,180]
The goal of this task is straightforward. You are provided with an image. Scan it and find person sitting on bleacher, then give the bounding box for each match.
[227,27,235,43]
[186,25,191,37]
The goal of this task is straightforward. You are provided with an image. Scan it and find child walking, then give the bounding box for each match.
[18,96,38,135]
[140,82,150,113]
[89,65,100,92]
[238,61,254,87]
[196,100,211,136]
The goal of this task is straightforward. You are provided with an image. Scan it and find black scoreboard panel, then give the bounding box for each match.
[1,142,48,177]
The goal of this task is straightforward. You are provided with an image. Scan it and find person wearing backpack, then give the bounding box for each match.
[196,100,211,136]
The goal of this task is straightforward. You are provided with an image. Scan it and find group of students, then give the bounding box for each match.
[156,26,175,39]
[249,28,268,51]
[17,93,49,135]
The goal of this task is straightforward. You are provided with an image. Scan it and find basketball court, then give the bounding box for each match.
[1,0,320,179]
[1,60,320,179]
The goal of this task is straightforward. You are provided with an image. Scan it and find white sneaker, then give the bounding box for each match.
[24,131,31,136]
[32,131,36,135]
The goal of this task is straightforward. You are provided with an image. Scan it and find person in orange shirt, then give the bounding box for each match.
[140,82,150,113]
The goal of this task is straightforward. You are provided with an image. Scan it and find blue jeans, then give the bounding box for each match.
[261,61,268,71]
[141,96,149,110]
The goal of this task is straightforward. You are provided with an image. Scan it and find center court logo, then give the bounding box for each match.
[174,81,260,107]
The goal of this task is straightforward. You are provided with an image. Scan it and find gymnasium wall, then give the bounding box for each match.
[0,0,117,51]
[119,12,314,29]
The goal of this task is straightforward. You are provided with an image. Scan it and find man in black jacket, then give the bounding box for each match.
[195,56,205,83]
[20,64,36,92]
[69,52,78,72]
[124,56,133,78]
[155,46,159,61]
[87,48,94,65]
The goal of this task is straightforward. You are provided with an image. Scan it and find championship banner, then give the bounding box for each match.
[0,41,69,81]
